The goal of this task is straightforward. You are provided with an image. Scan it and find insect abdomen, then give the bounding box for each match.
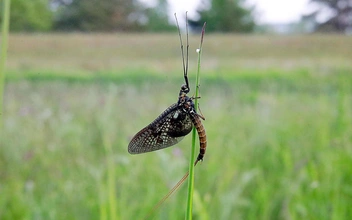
[190,114,207,163]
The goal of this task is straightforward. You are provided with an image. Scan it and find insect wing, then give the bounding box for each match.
[128,103,193,154]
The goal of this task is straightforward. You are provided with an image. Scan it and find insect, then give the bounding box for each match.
[128,14,207,165]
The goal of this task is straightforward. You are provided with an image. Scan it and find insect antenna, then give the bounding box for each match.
[174,12,190,92]
[185,12,189,89]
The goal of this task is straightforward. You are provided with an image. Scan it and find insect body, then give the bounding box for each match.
[128,83,207,164]
[128,14,206,164]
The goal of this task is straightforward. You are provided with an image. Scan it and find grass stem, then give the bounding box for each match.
[185,22,206,220]
[103,133,118,220]
[0,0,11,128]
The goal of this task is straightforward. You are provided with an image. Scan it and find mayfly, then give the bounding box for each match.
[128,15,207,166]
[128,13,206,219]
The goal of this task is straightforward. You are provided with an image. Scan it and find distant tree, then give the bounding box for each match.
[302,0,352,33]
[1,0,53,31]
[142,0,174,32]
[189,0,256,33]
[53,0,144,31]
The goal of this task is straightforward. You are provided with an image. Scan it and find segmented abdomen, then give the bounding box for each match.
[190,114,207,164]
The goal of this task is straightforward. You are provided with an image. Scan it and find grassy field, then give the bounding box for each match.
[1,33,352,220]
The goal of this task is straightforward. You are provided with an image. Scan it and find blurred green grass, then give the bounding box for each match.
[6,33,352,78]
[1,34,352,219]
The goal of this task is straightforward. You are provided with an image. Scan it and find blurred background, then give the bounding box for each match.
[2,0,352,33]
[1,0,352,219]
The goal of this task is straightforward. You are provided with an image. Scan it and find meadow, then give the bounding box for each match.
[1,33,352,220]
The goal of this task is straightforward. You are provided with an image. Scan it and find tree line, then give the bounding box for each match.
[1,0,351,33]
[1,0,255,32]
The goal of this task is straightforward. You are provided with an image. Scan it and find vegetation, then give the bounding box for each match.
[1,0,257,32]
[190,0,255,32]
[303,0,352,33]
[1,0,53,31]
[53,0,144,31]
[0,0,11,127]
[1,34,352,219]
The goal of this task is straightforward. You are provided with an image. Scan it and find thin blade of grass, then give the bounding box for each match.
[0,0,11,128]
[185,22,206,220]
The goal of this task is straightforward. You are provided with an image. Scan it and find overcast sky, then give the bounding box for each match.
[168,0,311,24]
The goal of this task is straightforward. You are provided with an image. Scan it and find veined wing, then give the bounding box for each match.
[128,103,193,154]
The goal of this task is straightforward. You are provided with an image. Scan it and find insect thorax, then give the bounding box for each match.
[167,108,193,138]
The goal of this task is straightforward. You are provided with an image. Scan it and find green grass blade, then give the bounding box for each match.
[185,22,206,220]
[103,135,118,220]
[0,0,11,128]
